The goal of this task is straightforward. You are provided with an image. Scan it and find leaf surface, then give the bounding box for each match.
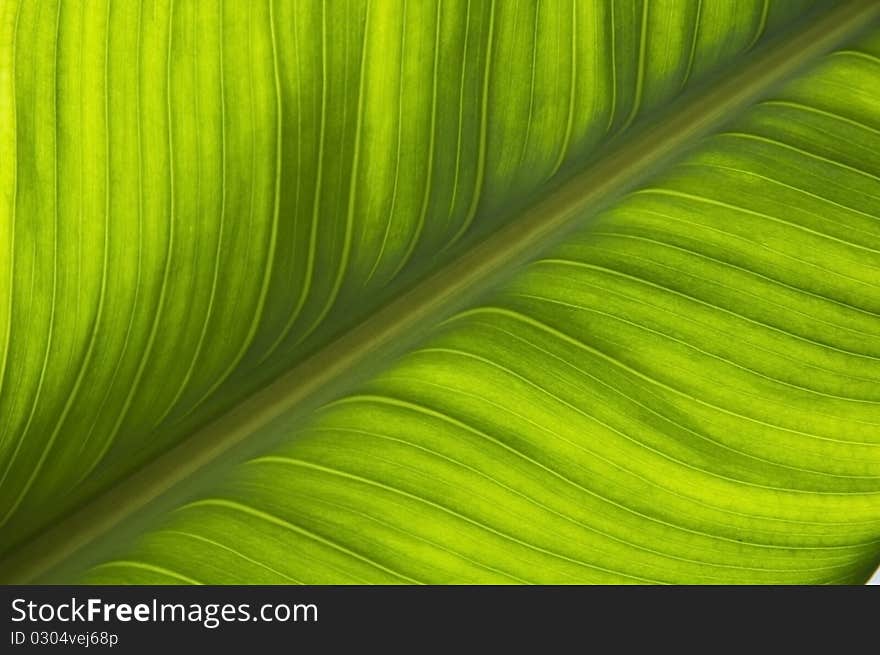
[1,0,879,583]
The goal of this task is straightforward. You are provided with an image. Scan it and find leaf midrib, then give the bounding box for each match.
[4,0,879,584]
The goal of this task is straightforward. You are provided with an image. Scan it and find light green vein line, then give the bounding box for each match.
[0,0,26,457]
[534,258,880,369]
[832,48,880,65]
[447,0,495,246]
[91,0,178,471]
[164,507,376,583]
[309,423,879,533]
[326,395,880,548]
[431,318,880,490]
[365,0,408,286]
[372,373,880,558]
[558,238,880,355]
[89,560,203,585]
[512,285,880,415]
[0,210,37,456]
[159,529,303,583]
[464,307,880,448]
[621,0,649,131]
[636,187,880,256]
[291,2,302,285]
[548,0,576,179]
[259,1,326,363]
[249,477,532,583]
[759,100,880,136]
[257,456,663,583]
[78,0,147,469]
[444,310,880,484]
[0,0,21,407]
[151,0,219,429]
[516,0,540,173]
[605,0,616,133]
[585,230,880,325]
[676,161,880,223]
[745,0,770,51]
[182,498,422,584]
[628,206,880,297]
[184,0,283,413]
[392,0,442,279]
[278,445,719,582]
[295,0,372,346]
[680,0,701,91]
[10,0,113,520]
[444,0,471,235]
[0,0,62,524]
[718,131,880,186]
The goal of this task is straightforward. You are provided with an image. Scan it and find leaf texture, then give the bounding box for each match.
[2,0,880,584]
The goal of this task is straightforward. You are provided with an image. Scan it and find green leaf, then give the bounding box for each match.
[1,0,879,584]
